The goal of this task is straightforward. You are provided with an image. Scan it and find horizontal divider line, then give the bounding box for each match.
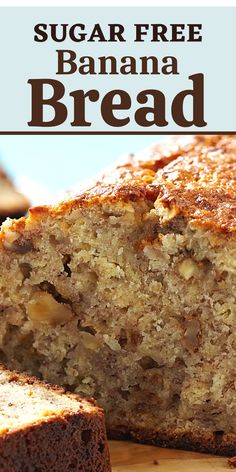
[0,131,234,135]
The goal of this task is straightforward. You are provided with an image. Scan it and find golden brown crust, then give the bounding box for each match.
[4,135,236,234]
[68,134,236,233]
[153,135,236,232]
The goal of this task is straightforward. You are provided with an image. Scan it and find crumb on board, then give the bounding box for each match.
[153,459,159,466]
[228,457,236,468]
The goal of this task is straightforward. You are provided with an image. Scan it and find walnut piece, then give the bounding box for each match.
[3,230,33,254]
[178,258,199,280]
[154,202,179,223]
[80,332,101,351]
[3,230,19,247]
[27,292,73,326]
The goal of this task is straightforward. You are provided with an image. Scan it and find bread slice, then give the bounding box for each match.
[0,364,110,472]
[0,166,29,223]
[0,135,235,455]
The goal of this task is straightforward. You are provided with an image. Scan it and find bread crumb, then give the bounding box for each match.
[153,459,159,465]
[228,457,236,468]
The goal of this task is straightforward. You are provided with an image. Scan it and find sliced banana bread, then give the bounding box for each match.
[0,364,110,472]
[0,135,235,455]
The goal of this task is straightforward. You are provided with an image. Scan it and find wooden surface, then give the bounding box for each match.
[109,440,232,471]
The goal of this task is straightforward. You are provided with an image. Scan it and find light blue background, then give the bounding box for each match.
[0,7,235,131]
[0,136,163,200]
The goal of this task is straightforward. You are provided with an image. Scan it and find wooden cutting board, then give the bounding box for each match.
[109,440,233,471]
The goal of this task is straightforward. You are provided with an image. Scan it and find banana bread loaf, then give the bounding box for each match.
[0,364,110,472]
[0,135,235,455]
